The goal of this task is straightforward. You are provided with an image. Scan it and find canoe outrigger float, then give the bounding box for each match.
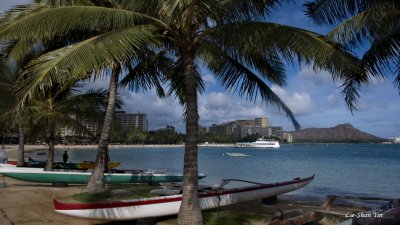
[53,175,314,220]
[0,165,207,184]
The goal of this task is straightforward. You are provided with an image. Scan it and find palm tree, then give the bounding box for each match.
[0,1,368,224]
[305,0,400,90]
[27,85,110,170]
[85,65,120,191]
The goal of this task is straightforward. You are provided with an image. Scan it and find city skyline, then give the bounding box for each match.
[1,0,399,138]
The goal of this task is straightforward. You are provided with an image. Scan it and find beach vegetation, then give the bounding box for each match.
[0,1,370,224]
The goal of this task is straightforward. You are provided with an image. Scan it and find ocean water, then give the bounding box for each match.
[51,144,400,199]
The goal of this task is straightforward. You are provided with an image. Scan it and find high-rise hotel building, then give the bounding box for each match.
[114,111,148,131]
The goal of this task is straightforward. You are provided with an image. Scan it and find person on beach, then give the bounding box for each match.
[62,151,69,163]
[0,147,7,163]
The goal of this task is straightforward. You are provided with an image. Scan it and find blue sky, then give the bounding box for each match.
[2,0,399,138]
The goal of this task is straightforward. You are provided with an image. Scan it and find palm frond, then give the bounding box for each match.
[327,11,370,48]
[327,3,400,48]
[203,48,300,130]
[305,0,371,25]
[5,39,40,64]
[14,25,159,103]
[167,58,205,106]
[207,21,368,112]
[201,39,287,87]
[38,0,96,6]
[216,0,290,22]
[120,50,172,97]
[362,28,400,88]
[395,68,400,91]
[0,6,160,41]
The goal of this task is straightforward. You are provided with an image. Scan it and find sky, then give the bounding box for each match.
[1,0,400,138]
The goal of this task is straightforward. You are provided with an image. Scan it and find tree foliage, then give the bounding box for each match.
[306,0,400,91]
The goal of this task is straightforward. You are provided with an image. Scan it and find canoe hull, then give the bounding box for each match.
[53,175,314,220]
[0,166,206,184]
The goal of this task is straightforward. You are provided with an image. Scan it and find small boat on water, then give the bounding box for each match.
[236,138,280,148]
[28,157,121,170]
[225,152,251,157]
[0,165,207,184]
[53,175,314,220]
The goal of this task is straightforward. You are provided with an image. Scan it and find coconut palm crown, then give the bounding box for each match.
[305,0,400,90]
[0,1,368,224]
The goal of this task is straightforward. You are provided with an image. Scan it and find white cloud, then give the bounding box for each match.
[327,94,339,107]
[198,92,267,125]
[271,85,314,116]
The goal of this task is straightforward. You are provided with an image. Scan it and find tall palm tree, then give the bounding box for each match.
[305,0,400,90]
[0,1,368,224]
[85,65,120,191]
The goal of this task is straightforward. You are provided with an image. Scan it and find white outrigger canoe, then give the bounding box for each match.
[53,175,314,220]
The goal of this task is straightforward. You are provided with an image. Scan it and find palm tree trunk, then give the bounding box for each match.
[86,65,120,194]
[177,51,202,225]
[44,126,55,171]
[17,123,25,167]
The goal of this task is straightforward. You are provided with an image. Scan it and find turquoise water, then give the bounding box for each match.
[52,144,400,199]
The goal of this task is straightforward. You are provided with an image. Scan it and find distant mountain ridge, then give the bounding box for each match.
[289,123,384,143]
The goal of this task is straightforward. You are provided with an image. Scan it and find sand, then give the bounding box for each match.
[0,145,366,225]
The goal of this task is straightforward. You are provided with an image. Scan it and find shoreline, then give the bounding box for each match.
[2,144,237,161]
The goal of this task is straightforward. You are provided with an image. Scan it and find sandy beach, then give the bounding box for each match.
[0,145,366,225]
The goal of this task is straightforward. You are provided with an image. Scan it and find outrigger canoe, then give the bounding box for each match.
[53,175,314,220]
[28,157,121,170]
[0,165,207,184]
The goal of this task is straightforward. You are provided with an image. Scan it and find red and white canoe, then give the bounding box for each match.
[53,175,314,220]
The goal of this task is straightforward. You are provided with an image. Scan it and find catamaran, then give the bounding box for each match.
[236,137,280,148]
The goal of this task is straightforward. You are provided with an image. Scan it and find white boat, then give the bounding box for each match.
[53,175,314,220]
[236,138,280,148]
[225,152,251,157]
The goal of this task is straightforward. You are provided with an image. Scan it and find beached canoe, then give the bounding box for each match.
[28,157,121,170]
[0,165,207,184]
[53,175,314,220]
